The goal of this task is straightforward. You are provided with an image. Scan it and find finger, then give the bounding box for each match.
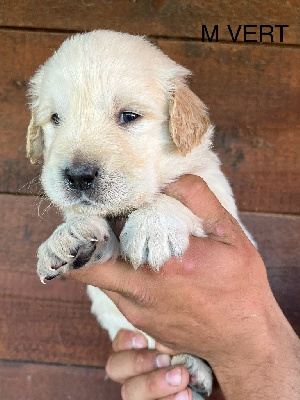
[106,349,171,383]
[161,387,193,400]
[164,174,242,241]
[67,257,137,293]
[121,365,190,400]
[164,175,226,221]
[68,255,159,314]
[112,329,148,352]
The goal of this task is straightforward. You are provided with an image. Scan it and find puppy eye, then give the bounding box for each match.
[51,113,61,126]
[120,112,140,124]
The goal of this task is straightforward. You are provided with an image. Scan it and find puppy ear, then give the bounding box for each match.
[26,110,43,164]
[169,83,210,156]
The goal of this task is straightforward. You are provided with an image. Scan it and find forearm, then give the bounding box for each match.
[212,300,300,400]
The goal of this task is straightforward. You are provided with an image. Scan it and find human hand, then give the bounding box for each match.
[69,175,300,399]
[69,175,269,361]
[106,329,193,400]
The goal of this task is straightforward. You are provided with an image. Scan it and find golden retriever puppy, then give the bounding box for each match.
[27,30,254,399]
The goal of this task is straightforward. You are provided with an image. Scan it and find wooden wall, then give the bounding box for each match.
[0,1,299,399]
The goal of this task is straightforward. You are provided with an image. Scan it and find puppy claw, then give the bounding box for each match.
[44,274,57,281]
[72,243,97,270]
[37,216,119,281]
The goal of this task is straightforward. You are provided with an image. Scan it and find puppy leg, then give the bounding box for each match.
[120,194,205,270]
[172,354,213,398]
[37,216,119,282]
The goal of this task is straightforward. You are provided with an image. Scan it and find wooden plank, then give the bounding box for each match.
[0,196,112,366]
[240,213,300,269]
[0,193,113,367]
[0,270,89,303]
[157,40,300,213]
[0,295,112,366]
[0,360,122,400]
[0,268,297,368]
[1,194,300,275]
[267,267,300,336]
[0,194,299,367]
[0,31,65,195]
[0,194,62,273]
[0,31,299,212]
[0,0,299,45]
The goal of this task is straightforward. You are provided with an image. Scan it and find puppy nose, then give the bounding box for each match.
[64,164,99,191]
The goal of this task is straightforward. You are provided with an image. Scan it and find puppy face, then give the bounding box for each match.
[27,31,210,217]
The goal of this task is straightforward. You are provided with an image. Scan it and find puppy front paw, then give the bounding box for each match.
[120,211,188,270]
[119,195,204,270]
[37,216,119,282]
[172,354,213,397]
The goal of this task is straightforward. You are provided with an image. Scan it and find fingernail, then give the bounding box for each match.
[156,354,171,368]
[175,390,190,400]
[166,366,182,386]
[132,334,148,349]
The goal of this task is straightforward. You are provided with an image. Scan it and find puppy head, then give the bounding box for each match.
[27,30,210,216]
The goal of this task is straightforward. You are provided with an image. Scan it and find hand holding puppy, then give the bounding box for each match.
[69,175,300,400]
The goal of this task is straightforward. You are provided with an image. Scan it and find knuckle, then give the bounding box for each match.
[124,306,143,329]
[240,240,263,270]
[131,284,153,307]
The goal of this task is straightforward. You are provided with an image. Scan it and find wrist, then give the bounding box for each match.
[211,296,300,399]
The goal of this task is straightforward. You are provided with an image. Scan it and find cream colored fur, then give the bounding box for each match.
[27,30,254,399]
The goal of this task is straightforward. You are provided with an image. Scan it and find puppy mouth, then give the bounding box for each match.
[63,181,105,207]
[75,194,98,206]
[81,198,94,205]
[63,188,132,218]
[63,178,100,207]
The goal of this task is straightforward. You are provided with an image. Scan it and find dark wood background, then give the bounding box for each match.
[0,1,299,399]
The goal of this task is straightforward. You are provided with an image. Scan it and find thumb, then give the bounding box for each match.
[68,260,156,328]
[164,174,241,242]
[164,174,230,223]
[68,258,137,296]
